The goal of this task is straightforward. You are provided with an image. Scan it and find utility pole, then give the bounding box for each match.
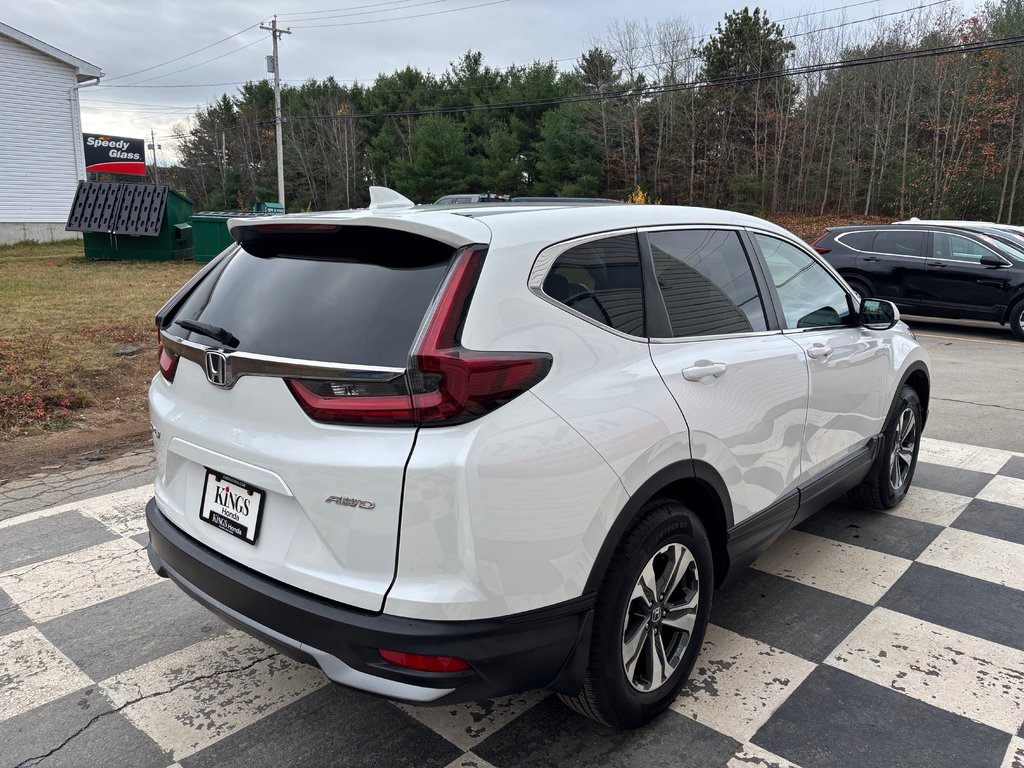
[260,16,291,210]
[148,129,161,184]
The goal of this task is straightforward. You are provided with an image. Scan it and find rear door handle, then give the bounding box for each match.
[806,344,833,360]
[862,256,882,262]
[926,261,946,267]
[682,361,727,381]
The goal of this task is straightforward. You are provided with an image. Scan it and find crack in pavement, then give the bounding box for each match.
[0,544,149,620]
[13,651,282,768]
[933,397,1024,413]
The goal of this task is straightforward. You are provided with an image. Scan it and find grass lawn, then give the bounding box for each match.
[0,239,201,437]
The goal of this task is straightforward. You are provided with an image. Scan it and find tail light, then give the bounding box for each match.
[286,245,552,427]
[810,232,830,254]
[378,649,471,673]
[157,328,178,381]
[285,378,415,426]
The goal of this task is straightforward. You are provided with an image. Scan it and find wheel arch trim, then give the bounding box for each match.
[838,270,876,294]
[1001,292,1024,325]
[583,459,733,595]
[893,360,930,428]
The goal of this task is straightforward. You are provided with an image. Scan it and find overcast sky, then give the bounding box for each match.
[5,0,973,157]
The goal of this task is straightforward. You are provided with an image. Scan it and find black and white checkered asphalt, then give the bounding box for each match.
[2,436,1023,768]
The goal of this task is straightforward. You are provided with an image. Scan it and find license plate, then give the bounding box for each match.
[200,470,265,545]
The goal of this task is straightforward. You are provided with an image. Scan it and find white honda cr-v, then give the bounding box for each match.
[146,188,930,728]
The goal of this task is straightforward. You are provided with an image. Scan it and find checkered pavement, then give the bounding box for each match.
[1,436,1022,768]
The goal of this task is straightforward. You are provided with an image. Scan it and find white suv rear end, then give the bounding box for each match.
[147,190,930,727]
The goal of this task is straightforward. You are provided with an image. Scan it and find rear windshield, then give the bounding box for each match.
[166,227,455,367]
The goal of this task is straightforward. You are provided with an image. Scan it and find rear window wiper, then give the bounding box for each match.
[176,319,240,348]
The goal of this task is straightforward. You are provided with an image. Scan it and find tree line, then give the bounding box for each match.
[167,0,1024,222]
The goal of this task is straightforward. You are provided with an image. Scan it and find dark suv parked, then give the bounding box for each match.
[813,224,1024,340]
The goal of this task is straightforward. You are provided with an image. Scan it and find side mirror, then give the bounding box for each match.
[860,298,899,330]
[980,254,1007,267]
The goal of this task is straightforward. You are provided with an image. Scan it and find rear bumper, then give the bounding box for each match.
[146,498,593,704]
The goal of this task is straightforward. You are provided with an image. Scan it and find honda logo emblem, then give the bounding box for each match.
[204,350,231,388]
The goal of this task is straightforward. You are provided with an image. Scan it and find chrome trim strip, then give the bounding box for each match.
[648,329,784,344]
[834,228,1012,265]
[782,326,855,335]
[860,251,1010,265]
[926,254,1012,266]
[642,223,757,235]
[161,332,406,387]
[527,228,649,342]
[527,227,639,289]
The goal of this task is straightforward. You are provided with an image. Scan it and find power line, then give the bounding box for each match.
[138,0,954,102]
[280,0,459,24]
[83,0,954,141]
[278,0,435,18]
[80,98,199,109]
[153,34,1024,141]
[593,0,958,80]
[288,0,510,28]
[79,0,962,138]
[92,81,282,89]
[103,21,265,82]
[123,37,267,85]
[93,0,955,95]
[82,111,195,127]
[557,0,937,68]
[90,0,506,90]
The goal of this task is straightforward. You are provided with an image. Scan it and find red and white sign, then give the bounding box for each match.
[83,133,146,176]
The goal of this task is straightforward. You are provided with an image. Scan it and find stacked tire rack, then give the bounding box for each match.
[66,181,195,261]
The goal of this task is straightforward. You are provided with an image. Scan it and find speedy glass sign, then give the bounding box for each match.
[83,133,146,176]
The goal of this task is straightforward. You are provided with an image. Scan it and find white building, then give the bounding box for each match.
[0,22,102,244]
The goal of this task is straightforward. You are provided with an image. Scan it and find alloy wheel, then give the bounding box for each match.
[621,542,700,692]
[889,407,917,491]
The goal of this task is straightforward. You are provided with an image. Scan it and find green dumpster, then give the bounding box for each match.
[190,212,242,263]
[66,182,195,261]
[252,201,284,214]
[191,211,284,263]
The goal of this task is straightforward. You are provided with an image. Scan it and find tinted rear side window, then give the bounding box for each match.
[648,229,767,337]
[872,230,924,256]
[835,231,873,250]
[542,234,645,336]
[167,227,454,368]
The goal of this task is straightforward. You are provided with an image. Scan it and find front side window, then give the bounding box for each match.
[755,234,852,329]
[542,234,645,336]
[648,229,768,337]
[871,230,925,257]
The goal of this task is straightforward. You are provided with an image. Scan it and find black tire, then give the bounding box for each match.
[558,499,713,729]
[848,384,922,510]
[844,276,872,299]
[1009,297,1024,342]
